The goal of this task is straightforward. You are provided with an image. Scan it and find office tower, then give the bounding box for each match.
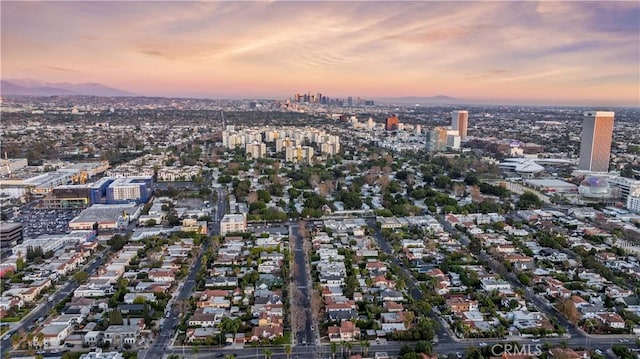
[578,111,615,172]
[451,110,469,139]
[385,115,399,131]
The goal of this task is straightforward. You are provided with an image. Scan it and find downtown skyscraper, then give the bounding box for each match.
[578,111,615,172]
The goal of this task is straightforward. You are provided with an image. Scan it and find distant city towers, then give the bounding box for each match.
[578,111,615,173]
[385,115,399,131]
[451,110,468,140]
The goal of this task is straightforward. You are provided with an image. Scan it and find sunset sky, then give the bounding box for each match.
[2,1,639,105]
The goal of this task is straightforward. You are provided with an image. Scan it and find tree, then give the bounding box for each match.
[555,298,580,324]
[469,237,481,255]
[10,332,19,348]
[132,296,147,305]
[73,271,89,284]
[257,189,272,203]
[263,349,272,359]
[36,332,44,349]
[517,191,543,210]
[109,309,124,325]
[344,341,353,357]
[284,344,292,359]
[360,340,370,356]
[331,342,338,359]
[16,257,24,271]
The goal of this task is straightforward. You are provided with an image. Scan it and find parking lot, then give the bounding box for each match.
[14,208,83,238]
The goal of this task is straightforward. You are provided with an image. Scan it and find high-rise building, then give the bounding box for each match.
[385,115,399,131]
[426,127,448,153]
[578,111,615,172]
[451,110,469,140]
[285,145,314,165]
[245,141,267,159]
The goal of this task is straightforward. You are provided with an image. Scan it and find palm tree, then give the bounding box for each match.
[360,340,370,357]
[10,332,20,349]
[263,349,273,359]
[225,355,236,359]
[344,341,353,358]
[36,332,44,349]
[284,344,292,359]
[331,342,338,359]
[26,333,34,349]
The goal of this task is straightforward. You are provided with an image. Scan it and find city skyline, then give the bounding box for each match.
[1,1,639,106]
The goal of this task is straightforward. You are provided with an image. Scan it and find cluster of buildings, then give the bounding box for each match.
[443,207,640,335]
[310,218,416,341]
[290,91,374,107]
[31,237,195,350]
[186,233,289,344]
[0,231,98,318]
[223,126,340,164]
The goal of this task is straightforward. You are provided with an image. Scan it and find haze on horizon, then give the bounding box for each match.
[1,1,639,106]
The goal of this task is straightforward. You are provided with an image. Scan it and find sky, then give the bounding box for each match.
[1,1,639,105]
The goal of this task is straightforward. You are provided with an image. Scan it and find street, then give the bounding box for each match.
[289,222,315,346]
[140,188,226,359]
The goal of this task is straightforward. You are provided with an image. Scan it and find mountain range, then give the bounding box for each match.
[1,78,477,104]
[0,79,135,97]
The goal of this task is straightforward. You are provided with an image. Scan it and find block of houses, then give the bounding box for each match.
[35,323,73,349]
[186,327,216,343]
[380,312,408,332]
[328,320,359,342]
[123,293,157,304]
[103,319,144,346]
[504,254,535,271]
[250,325,283,341]
[188,308,219,327]
[596,312,625,329]
[446,296,479,313]
[148,268,177,282]
[325,300,357,321]
[605,285,634,299]
[383,301,403,313]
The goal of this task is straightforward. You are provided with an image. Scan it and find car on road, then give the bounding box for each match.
[618,339,629,343]
[478,342,487,347]
[531,338,540,342]
[455,352,463,359]
[216,354,224,358]
[165,312,170,318]
[594,349,603,356]
[2,332,12,341]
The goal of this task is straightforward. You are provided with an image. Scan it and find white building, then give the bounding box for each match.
[627,195,640,213]
[285,145,314,165]
[220,213,247,236]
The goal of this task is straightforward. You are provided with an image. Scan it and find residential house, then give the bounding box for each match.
[596,312,625,329]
